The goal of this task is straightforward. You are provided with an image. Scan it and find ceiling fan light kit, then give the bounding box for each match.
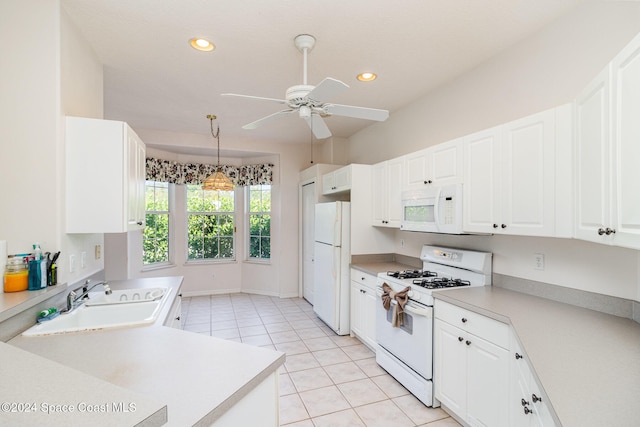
[221,34,389,140]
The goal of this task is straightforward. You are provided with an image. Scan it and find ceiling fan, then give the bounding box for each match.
[221,34,389,140]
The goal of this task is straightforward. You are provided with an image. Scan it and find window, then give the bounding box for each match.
[186,185,235,260]
[247,184,271,260]
[143,181,170,265]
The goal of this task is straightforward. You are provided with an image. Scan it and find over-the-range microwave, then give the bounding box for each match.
[400,184,464,234]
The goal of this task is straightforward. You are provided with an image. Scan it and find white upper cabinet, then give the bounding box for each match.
[66,117,146,233]
[575,32,640,249]
[322,165,351,194]
[371,158,403,227]
[403,138,463,191]
[463,106,571,237]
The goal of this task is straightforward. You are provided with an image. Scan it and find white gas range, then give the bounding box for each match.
[375,245,492,407]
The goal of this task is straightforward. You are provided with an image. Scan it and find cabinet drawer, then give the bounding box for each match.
[350,269,377,290]
[435,299,509,348]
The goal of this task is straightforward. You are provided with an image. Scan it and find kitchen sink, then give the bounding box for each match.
[84,287,167,306]
[22,289,168,337]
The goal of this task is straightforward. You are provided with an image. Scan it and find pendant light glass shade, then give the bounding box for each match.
[202,114,234,191]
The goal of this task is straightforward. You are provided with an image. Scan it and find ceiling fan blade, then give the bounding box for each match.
[243,109,295,130]
[221,93,287,105]
[324,103,389,122]
[304,114,332,140]
[306,78,349,104]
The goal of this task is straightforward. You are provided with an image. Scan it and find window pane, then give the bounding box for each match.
[143,181,170,266]
[186,185,234,261]
[247,184,271,260]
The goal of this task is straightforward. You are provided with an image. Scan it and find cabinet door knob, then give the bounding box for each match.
[461,318,468,323]
[605,227,616,235]
[423,180,433,184]
[501,223,507,229]
[532,393,542,403]
[458,337,464,342]
[361,277,365,281]
[598,227,606,235]
[493,224,498,228]
[176,316,181,321]
[465,340,471,346]
[178,293,183,298]
[524,407,533,415]
[515,353,523,360]
[137,221,143,225]
[521,398,530,407]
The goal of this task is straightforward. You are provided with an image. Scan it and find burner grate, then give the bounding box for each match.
[411,278,471,289]
[387,270,438,280]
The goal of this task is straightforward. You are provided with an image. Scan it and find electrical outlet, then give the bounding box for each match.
[69,254,76,273]
[95,244,101,260]
[534,253,545,270]
[81,252,87,269]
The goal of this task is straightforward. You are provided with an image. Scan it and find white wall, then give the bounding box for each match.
[0,1,104,287]
[346,1,640,302]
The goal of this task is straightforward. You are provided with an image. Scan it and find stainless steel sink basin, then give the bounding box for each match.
[22,288,168,337]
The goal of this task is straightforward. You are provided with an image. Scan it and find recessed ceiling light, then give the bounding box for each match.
[190,38,215,52]
[357,72,377,82]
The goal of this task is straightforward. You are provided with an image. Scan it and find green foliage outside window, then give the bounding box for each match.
[248,185,271,259]
[187,185,235,260]
[143,181,170,265]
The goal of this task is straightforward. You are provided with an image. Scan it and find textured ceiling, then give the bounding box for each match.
[62,0,586,148]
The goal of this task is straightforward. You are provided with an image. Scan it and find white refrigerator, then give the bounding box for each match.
[313,201,351,335]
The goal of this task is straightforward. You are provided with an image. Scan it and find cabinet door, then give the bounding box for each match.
[434,320,467,417]
[350,282,364,338]
[387,158,403,227]
[371,162,388,226]
[574,66,612,243]
[361,286,378,350]
[611,34,640,249]
[334,166,351,191]
[430,138,463,185]
[500,110,555,236]
[322,171,336,194]
[466,334,509,427]
[463,127,501,233]
[127,129,145,230]
[403,149,430,191]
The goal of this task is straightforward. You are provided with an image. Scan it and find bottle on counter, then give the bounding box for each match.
[4,256,28,293]
[33,243,42,260]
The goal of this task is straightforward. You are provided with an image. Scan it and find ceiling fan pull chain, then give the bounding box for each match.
[310,115,314,164]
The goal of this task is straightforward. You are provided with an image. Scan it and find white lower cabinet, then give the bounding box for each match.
[350,270,377,350]
[509,333,557,427]
[434,300,510,427]
[164,293,182,329]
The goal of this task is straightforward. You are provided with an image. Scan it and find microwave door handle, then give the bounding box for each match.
[434,186,443,231]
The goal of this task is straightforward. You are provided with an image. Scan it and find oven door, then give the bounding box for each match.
[375,289,434,379]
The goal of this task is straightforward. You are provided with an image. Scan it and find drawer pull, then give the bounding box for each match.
[465,340,471,346]
[521,398,530,407]
[532,394,542,403]
[461,318,468,323]
[458,337,464,342]
[524,407,534,415]
[515,353,523,360]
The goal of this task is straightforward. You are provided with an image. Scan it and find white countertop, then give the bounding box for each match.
[7,276,285,427]
[434,286,640,427]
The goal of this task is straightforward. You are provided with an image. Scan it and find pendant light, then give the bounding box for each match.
[202,114,234,191]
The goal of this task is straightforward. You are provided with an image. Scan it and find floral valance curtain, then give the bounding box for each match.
[146,157,273,186]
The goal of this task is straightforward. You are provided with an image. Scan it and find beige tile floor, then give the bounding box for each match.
[181,293,461,427]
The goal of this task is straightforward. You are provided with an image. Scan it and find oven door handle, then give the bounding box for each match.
[376,289,433,318]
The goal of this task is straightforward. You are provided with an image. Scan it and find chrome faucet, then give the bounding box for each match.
[65,279,112,312]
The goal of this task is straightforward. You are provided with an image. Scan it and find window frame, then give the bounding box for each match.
[246,184,271,263]
[185,185,236,263]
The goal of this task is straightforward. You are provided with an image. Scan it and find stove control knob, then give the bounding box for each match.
[408,290,419,300]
